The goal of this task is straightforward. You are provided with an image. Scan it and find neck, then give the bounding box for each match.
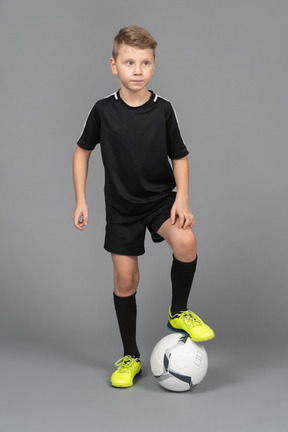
[119,88,151,107]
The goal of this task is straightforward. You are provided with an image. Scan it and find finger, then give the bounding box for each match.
[170,208,176,225]
[73,213,84,231]
[183,215,191,230]
[188,214,195,229]
[178,213,185,229]
[190,214,195,227]
[79,214,86,228]
[83,211,89,226]
[74,220,84,231]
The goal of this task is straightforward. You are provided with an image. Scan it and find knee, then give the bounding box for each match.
[173,230,197,262]
[114,270,139,296]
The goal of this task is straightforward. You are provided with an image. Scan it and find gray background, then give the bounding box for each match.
[1,0,287,431]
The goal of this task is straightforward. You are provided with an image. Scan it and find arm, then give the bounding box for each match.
[72,146,92,231]
[171,156,195,229]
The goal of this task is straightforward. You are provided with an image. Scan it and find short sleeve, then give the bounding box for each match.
[165,102,189,159]
[77,103,101,150]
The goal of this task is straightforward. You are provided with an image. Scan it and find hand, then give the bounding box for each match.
[72,203,88,231]
[170,199,195,229]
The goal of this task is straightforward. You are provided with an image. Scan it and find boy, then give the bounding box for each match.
[72,25,214,388]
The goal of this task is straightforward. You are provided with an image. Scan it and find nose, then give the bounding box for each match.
[134,63,142,75]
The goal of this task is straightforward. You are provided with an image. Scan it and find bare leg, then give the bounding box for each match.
[111,254,139,296]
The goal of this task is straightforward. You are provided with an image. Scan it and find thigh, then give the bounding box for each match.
[111,254,139,276]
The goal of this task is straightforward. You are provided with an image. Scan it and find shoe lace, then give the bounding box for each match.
[114,355,137,372]
[179,310,201,327]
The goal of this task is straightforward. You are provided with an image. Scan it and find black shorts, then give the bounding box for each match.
[104,194,175,256]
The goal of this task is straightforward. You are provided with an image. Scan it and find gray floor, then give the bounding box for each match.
[1,338,287,432]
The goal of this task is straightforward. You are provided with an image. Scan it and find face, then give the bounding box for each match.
[110,44,156,94]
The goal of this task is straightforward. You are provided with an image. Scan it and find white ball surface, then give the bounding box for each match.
[150,333,208,392]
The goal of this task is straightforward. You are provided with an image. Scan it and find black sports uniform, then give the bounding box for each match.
[77,90,189,255]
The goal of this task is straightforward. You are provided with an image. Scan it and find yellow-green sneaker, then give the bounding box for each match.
[110,355,142,388]
[167,307,215,342]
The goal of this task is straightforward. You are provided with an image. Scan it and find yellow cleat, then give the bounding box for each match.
[111,355,142,388]
[167,307,215,342]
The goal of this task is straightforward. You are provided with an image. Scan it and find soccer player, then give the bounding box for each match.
[72,25,214,388]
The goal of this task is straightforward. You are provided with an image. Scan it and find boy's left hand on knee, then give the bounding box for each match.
[170,201,195,229]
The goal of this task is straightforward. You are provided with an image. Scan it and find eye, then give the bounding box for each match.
[143,61,150,66]
[126,61,133,66]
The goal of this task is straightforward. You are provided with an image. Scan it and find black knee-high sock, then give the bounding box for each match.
[113,292,140,358]
[170,255,198,316]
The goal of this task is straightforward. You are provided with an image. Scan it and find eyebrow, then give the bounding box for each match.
[122,57,153,62]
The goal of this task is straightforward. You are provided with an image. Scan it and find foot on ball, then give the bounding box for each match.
[167,307,215,342]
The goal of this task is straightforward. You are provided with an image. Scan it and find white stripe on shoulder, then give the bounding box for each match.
[155,94,181,127]
[78,104,94,137]
[78,92,117,137]
[171,105,181,127]
[100,91,118,100]
[154,93,169,102]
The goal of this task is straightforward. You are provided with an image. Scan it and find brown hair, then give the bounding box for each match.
[112,25,157,59]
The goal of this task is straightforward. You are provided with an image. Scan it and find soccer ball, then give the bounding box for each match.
[150,333,208,392]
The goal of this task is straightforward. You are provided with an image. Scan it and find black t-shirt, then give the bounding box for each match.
[77,90,189,222]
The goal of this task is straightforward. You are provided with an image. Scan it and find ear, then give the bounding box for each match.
[110,57,118,76]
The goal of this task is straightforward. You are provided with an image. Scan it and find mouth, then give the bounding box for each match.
[131,80,144,84]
